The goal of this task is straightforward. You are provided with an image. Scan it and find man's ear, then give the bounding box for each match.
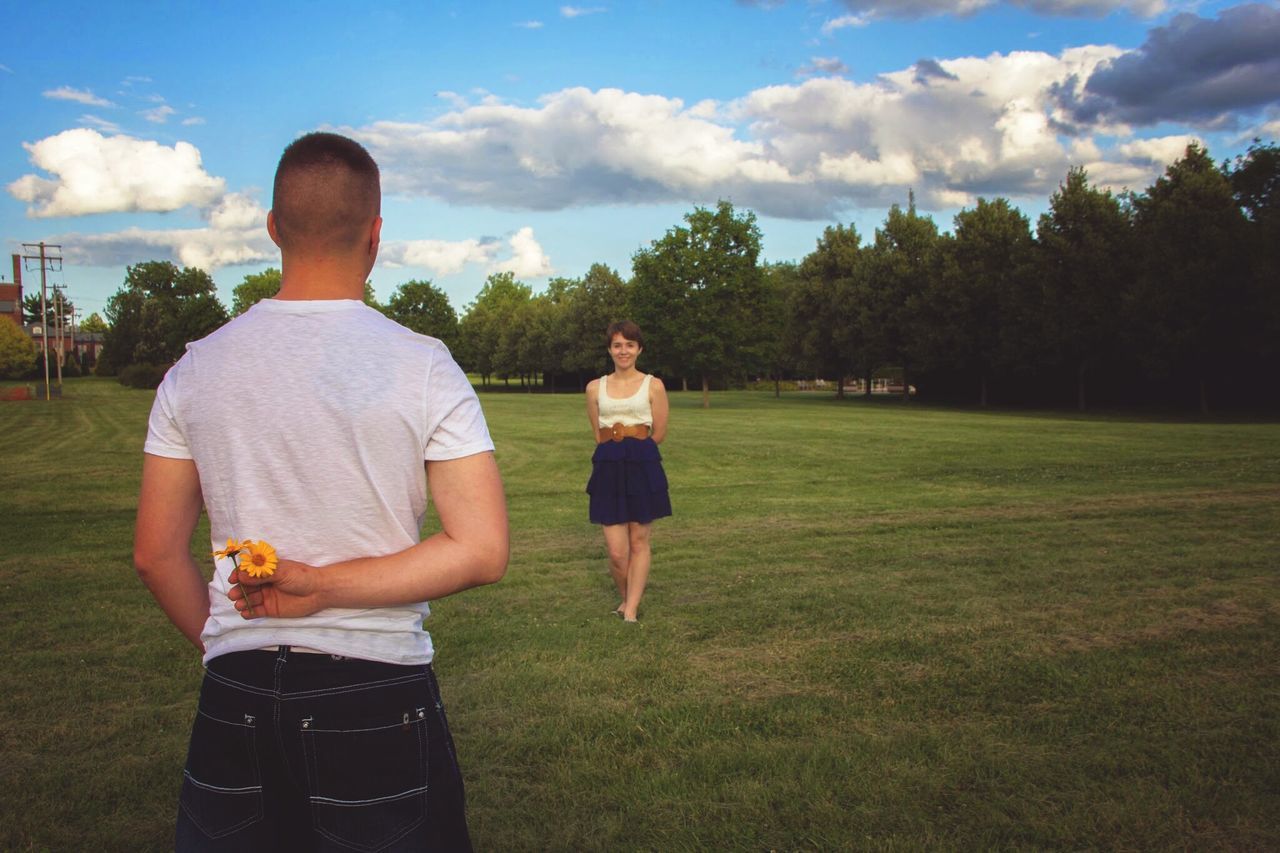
[267,211,282,249]
[368,215,383,262]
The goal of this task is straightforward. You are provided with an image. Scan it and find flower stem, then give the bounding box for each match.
[233,555,254,618]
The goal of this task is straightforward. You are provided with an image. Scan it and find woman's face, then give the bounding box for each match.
[609,333,642,369]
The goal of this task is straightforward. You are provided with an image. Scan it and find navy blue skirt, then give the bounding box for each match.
[586,437,672,525]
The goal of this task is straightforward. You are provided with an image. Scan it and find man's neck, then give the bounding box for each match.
[275,256,369,301]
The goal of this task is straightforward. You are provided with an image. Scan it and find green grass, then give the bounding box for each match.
[2,377,1277,850]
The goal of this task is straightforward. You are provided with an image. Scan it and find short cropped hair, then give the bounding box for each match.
[271,132,380,253]
[605,320,644,349]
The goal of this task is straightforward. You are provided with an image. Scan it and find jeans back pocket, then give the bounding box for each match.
[179,710,263,839]
[300,707,429,851]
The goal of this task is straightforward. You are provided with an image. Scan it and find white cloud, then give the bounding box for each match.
[52,192,272,270]
[1115,134,1200,166]
[561,5,607,17]
[383,237,499,275]
[381,228,553,280]
[207,192,267,231]
[798,57,850,77]
[516,19,544,28]
[0,64,12,74]
[43,86,114,107]
[78,114,122,133]
[8,129,226,217]
[493,227,553,278]
[824,0,1164,18]
[328,40,1226,220]
[348,88,804,214]
[821,14,869,34]
[57,224,276,271]
[182,116,206,126]
[142,104,176,124]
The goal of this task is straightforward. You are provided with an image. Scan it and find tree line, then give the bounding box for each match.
[96,140,1277,411]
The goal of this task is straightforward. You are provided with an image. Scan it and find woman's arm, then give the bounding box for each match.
[585,378,601,439]
[649,376,669,444]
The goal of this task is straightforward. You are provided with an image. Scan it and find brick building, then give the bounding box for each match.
[0,254,21,327]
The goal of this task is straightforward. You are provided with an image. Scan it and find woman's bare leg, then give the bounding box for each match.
[621,522,651,622]
[602,523,631,613]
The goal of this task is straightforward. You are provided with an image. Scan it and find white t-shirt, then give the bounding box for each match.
[144,298,494,666]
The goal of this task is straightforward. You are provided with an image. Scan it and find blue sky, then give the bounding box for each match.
[2,0,1277,320]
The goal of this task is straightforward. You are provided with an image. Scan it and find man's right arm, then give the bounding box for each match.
[134,453,209,651]
[230,451,509,618]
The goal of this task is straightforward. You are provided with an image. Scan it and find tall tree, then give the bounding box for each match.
[1130,143,1249,413]
[941,197,1036,406]
[100,261,229,372]
[230,268,282,315]
[1036,168,1131,411]
[558,263,629,387]
[759,261,803,397]
[79,312,108,334]
[794,224,865,397]
[22,292,75,327]
[859,198,942,401]
[457,272,531,384]
[1228,139,1280,402]
[386,279,459,349]
[630,201,766,407]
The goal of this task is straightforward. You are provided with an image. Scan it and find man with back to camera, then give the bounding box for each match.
[134,131,508,851]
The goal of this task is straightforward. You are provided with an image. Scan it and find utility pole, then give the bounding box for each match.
[52,283,66,386]
[22,242,63,401]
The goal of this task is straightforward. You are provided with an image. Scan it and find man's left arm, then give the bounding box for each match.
[230,451,509,618]
[134,454,209,651]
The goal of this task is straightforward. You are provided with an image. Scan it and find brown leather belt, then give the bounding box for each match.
[598,423,651,443]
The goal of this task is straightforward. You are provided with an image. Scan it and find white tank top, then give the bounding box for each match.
[597,373,653,427]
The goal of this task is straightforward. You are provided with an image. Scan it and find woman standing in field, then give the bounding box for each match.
[586,320,671,623]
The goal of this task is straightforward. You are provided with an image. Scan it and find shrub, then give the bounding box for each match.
[118,363,169,389]
[61,353,82,378]
[0,320,37,379]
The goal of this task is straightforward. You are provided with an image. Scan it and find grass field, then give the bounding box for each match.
[1,377,1277,851]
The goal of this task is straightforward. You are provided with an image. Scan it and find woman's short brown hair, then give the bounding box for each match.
[605,320,644,349]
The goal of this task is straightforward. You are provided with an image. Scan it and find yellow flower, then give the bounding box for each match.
[212,538,246,559]
[240,540,278,578]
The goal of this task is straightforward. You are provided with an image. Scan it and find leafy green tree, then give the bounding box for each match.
[1036,168,1131,411]
[1228,139,1280,398]
[557,263,629,387]
[231,268,282,315]
[759,262,803,397]
[386,279,459,349]
[941,197,1037,406]
[1229,139,1280,225]
[79,312,108,334]
[101,261,229,372]
[500,292,561,389]
[22,292,74,327]
[630,201,767,407]
[362,282,384,313]
[794,224,865,396]
[0,320,37,379]
[457,272,531,384]
[1130,143,1250,413]
[858,198,942,401]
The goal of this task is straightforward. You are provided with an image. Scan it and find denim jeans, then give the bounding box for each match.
[174,648,472,852]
